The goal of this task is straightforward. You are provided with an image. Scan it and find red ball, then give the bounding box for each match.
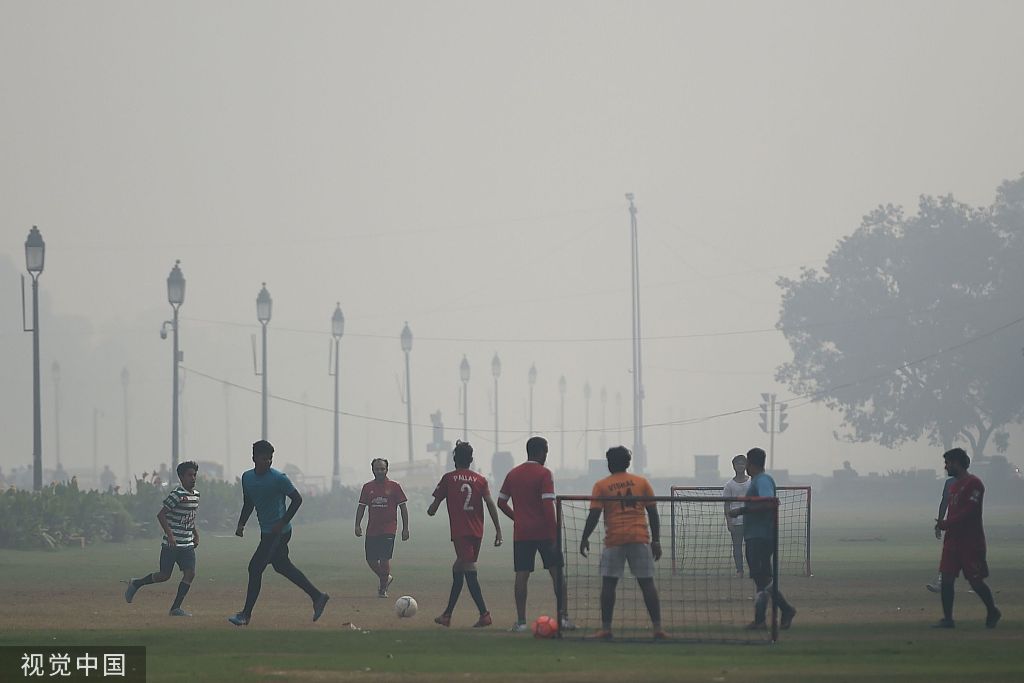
[532,615,559,639]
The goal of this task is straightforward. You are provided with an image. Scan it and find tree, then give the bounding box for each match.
[776,175,1024,459]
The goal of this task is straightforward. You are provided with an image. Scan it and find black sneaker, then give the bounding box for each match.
[930,618,955,629]
[313,593,330,622]
[986,609,1001,629]
[781,608,797,630]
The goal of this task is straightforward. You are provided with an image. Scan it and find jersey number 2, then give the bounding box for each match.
[461,483,475,511]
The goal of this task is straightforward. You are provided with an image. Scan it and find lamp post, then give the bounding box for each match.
[528,363,537,435]
[584,380,591,468]
[23,227,45,490]
[121,368,130,487]
[256,283,272,440]
[558,375,567,471]
[401,322,413,463]
[161,260,185,470]
[491,353,501,458]
[331,303,345,491]
[52,361,61,468]
[600,385,607,455]
[459,355,470,440]
[627,193,647,473]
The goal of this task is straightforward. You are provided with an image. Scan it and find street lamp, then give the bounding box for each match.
[528,363,537,435]
[584,380,591,468]
[600,385,607,455]
[256,283,272,440]
[330,303,345,491]
[160,260,185,470]
[121,368,130,488]
[23,226,45,490]
[491,353,501,458]
[459,355,470,440]
[558,375,567,472]
[401,322,413,463]
[52,361,61,468]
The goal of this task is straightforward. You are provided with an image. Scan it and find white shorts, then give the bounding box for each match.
[599,543,655,579]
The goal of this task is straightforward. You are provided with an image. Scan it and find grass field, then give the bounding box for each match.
[1,501,1021,682]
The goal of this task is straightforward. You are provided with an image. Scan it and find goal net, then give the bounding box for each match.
[671,485,812,578]
[557,495,783,643]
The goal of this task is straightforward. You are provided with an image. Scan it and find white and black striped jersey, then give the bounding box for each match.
[162,486,200,547]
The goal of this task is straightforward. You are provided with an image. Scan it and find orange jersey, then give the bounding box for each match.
[590,472,654,547]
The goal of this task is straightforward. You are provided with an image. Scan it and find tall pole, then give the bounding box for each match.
[332,336,340,490]
[172,304,181,468]
[627,193,646,473]
[223,381,231,479]
[460,355,470,441]
[92,407,100,484]
[770,396,776,471]
[559,375,567,471]
[600,385,607,455]
[402,322,413,464]
[492,353,502,460]
[584,381,591,468]
[528,363,537,436]
[121,368,130,487]
[261,321,268,440]
[24,227,45,490]
[52,361,61,468]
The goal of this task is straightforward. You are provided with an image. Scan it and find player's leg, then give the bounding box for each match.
[933,540,959,627]
[460,538,489,624]
[438,555,465,624]
[540,540,573,629]
[125,547,173,603]
[169,548,196,616]
[233,533,277,623]
[730,525,745,575]
[599,577,618,635]
[745,538,772,627]
[511,541,535,630]
[627,543,663,636]
[376,535,396,596]
[963,552,999,627]
[268,531,323,600]
[364,537,383,585]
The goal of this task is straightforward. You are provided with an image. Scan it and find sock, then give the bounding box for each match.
[971,582,996,613]
[133,574,156,587]
[445,570,465,615]
[464,571,487,614]
[171,581,192,610]
[940,581,954,621]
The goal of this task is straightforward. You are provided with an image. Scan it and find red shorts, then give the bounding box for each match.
[453,536,482,563]
[940,540,988,581]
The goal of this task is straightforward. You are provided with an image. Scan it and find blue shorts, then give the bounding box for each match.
[159,545,196,574]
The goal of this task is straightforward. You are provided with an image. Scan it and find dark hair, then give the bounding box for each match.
[453,440,474,467]
[746,447,766,468]
[943,447,970,469]
[252,440,274,456]
[731,454,747,466]
[371,458,389,470]
[606,446,631,473]
[526,436,548,460]
[176,461,199,477]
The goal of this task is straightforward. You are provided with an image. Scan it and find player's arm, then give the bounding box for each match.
[484,493,503,546]
[157,506,177,546]
[399,502,410,540]
[354,503,366,536]
[427,496,442,516]
[646,503,662,561]
[236,491,255,537]
[938,483,980,530]
[270,489,302,535]
[579,508,601,557]
[497,493,514,520]
[192,524,200,548]
[935,480,951,537]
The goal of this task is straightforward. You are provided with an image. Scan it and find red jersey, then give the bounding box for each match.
[939,474,985,544]
[499,461,556,541]
[359,478,407,536]
[432,469,490,539]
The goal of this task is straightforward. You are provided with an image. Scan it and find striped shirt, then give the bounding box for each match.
[162,486,200,547]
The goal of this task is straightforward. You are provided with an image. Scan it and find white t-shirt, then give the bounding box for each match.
[723,478,750,527]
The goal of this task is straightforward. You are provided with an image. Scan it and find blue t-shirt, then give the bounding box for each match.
[742,472,777,539]
[242,468,296,534]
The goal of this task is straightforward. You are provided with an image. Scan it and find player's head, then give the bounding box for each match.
[252,440,274,472]
[526,436,548,464]
[606,446,631,473]
[746,447,767,473]
[731,454,747,474]
[371,458,389,480]
[943,447,970,475]
[176,461,199,488]
[453,440,473,468]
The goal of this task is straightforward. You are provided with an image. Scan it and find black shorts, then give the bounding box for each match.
[159,545,196,574]
[744,537,775,580]
[365,534,396,562]
[513,539,563,573]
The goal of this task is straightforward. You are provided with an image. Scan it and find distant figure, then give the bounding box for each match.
[579,446,666,641]
[926,475,955,593]
[157,463,171,487]
[427,440,503,628]
[53,462,68,484]
[728,447,797,630]
[100,465,117,492]
[498,436,574,633]
[931,448,1000,629]
[355,458,410,597]
[228,440,329,626]
[124,461,201,616]
[723,454,750,577]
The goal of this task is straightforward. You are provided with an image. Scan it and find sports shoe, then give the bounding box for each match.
[473,612,492,628]
[930,618,955,629]
[743,621,767,631]
[313,593,330,622]
[986,608,1001,629]
[509,622,530,633]
[434,613,452,627]
[926,574,942,593]
[378,574,394,598]
[781,608,797,630]
[124,580,139,604]
[588,629,613,641]
[227,612,250,626]
[652,630,670,641]
[169,608,192,617]
[559,616,577,631]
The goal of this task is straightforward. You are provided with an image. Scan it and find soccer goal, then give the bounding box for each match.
[670,485,812,578]
[557,495,783,643]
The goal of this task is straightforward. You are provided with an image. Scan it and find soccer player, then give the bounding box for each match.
[932,447,1001,629]
[723,454,749,577]
[355,458,410,597]
[227,440,330,626]
[727,447,797,630]
[579,446,666,640]
[497,436,573,632]
[926,474,955,593]
[427,440,503,627]
[124,460,201,616]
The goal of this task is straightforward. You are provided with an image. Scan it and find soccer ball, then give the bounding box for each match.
[532,615,559,638]
[394,595,418,618]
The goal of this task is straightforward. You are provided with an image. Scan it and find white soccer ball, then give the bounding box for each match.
[394,595,418,618]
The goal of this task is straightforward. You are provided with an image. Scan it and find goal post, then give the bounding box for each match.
[670,485,812,578]
[556,494,783,643]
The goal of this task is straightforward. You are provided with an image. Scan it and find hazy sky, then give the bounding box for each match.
[3,1,1024,485]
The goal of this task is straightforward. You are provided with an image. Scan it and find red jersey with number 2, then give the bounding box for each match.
[433,469,490,539]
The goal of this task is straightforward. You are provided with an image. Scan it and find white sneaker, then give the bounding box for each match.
[509,622,530,633]
[559,617,576,631]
